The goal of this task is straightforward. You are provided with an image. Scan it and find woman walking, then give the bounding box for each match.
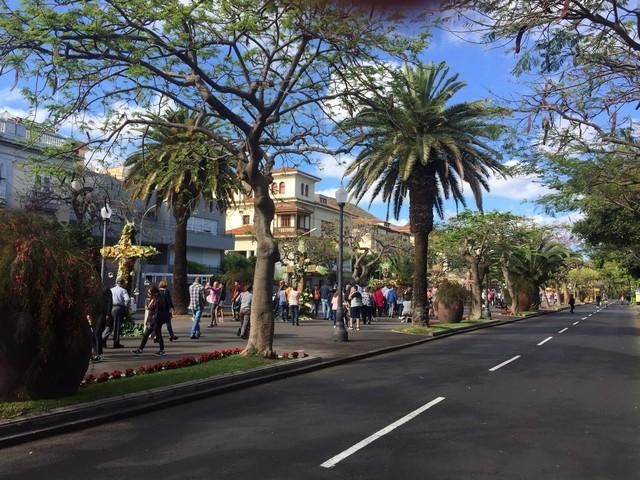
[207,281,221,327]
[288,285,300,326]
[158,280,177,341]
[348,286,362,331]
[132,285,165,356]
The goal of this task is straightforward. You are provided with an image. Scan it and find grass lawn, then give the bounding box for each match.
[0,355,274,420]
[432,320,492,330]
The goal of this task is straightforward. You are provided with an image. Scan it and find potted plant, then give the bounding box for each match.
[434,280,469,323]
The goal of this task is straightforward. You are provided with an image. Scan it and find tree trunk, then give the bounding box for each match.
[409,166,436,326]
[173,213,189,314]
[244,176,279,358]
[501,261,519,314]
[468,261,484,320]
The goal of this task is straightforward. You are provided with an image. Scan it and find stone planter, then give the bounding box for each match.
[437,301,464,323]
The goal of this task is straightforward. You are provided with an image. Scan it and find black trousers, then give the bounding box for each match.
[94,313,109,355]
[139,320,164,351]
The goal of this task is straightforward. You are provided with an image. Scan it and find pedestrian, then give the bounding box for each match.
[386,285,397,318]
[568,293,576,313]
[320,280,331,320]
[361,286,374,325]
[400,288,412,323]
[92,286,113,361]
[372,286,384,317]
[207,280,221,327]
[132,285,165,356]
[158,279,177,341]
[237,285,252,339]
[188,277,206,339]
[104,278,130,349]
[311,285,321,318]
[231,280,242,321]
[330,290,339,326]
[277,282,289,322]
[288,285,300,326]
[348,286,362,331]
[217,281,226,323]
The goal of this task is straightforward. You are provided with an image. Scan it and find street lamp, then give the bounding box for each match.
[333,186,348,342]
[100,201,113,284]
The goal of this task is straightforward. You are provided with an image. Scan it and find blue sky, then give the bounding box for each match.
[0,25,575,228]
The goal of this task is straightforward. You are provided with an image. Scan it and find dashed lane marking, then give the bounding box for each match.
[558,327,569,333]
[537,336,553,346]
[320,396,446,468]
[489,355,521,372]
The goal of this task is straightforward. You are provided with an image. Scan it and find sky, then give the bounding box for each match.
[0,18,577,229]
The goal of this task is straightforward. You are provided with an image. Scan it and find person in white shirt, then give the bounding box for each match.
[105,279,130,348]
[288,286,300,326]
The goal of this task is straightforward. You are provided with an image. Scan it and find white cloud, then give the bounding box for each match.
[485,160,549,201]
[312,153,352,180]
[530,212,584,227]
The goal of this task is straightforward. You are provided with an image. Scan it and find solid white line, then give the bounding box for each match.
[320,396,446,468]
[489,355,521,372]
[537,336,553,346]
[581,317,588,321]
[558,327,569,333]
[573,321,579,325]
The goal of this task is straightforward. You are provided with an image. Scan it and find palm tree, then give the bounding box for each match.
[506,238,569,311]
[125,109,241,313]
[344,62,507,325]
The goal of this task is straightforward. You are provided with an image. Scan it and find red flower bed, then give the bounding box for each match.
[84,348,245,385]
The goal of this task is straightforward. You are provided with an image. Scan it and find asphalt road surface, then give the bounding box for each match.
[2,303,638,480]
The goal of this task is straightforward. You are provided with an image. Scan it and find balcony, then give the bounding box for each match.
[273,226,310,238]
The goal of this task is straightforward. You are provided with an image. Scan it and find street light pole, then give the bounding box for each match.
[333,187,348,342]
[100,201,113,284]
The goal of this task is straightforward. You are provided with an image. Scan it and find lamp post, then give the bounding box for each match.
[333,186,348,342]
[100,201,112,284]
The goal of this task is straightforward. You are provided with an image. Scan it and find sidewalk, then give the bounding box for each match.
[89,309,521,375]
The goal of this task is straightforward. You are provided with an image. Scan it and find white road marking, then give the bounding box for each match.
[489,355,521,372]
[537,336,553,346]
[581,317,587,321]
[573,321,579,325]
[320,396,446,468]
[558,327,569,333]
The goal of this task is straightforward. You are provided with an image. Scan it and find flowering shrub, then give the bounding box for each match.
[84,374,96,384]
[96,372,110,383]
[282,352,289,358]
[291,351,299,359]
[125,368,135,378]
[111,370,123,379]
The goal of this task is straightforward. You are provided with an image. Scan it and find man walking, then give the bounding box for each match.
[189,277,206,339]
[106,278,130,348]
[320,280,331,320]
[238,286,253,339]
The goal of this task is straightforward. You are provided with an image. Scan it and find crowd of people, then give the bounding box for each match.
[88,277,439,361]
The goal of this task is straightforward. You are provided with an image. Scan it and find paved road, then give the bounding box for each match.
[2,304,638,479]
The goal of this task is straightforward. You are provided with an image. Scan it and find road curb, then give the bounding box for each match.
[0,308,565,449]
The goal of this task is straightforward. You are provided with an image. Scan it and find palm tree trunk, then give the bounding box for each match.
[173,212,189,315]
[409,166,436,326]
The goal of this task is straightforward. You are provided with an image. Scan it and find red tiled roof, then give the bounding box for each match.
[225,225,255,235]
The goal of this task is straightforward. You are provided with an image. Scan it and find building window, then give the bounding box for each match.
[304,184,309,196]
[271,183,278,194]
[319,196,327,205]
[280,215,291,227]
[242,215,250,225]
[279,182,286,194]
[300,183,305,195]
[187,217,219,234]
